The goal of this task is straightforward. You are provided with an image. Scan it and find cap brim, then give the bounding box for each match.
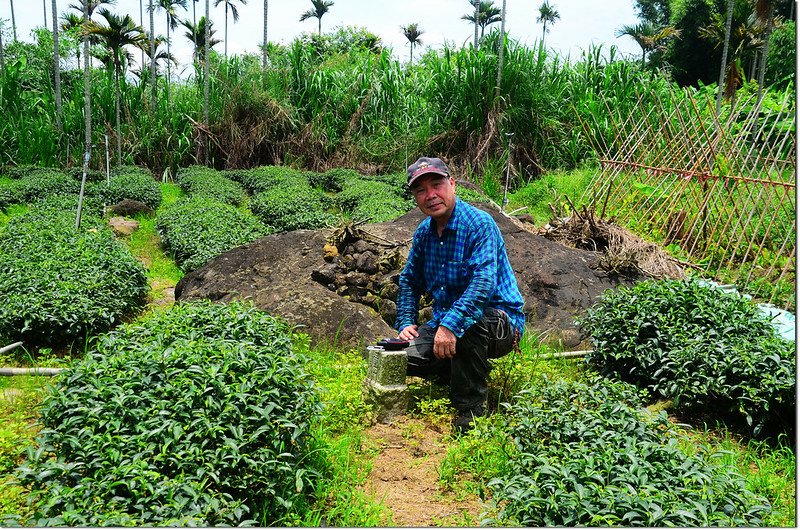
[407,169,450,188]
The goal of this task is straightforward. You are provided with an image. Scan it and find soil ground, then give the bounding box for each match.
[360,417,483,526]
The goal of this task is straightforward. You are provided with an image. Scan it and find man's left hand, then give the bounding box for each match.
[433,326,457,359]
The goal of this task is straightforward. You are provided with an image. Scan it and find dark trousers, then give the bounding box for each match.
[405,308,516,412]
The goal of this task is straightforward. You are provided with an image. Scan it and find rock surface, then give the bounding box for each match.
[175,203,640,348]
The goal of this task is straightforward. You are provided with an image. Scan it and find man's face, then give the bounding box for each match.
[410,174,457,224]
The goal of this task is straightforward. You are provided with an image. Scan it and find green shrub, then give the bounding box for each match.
[101,169,162,210]
[334,178,413,223]
[16,169,79,203]
[0,178,21,209]
[307,168,360,192]
[156,197,269,271]
[65,166,105,183]
[226,166,310,194]
[0,197,148,347]
[484,374,771,526]
[578,279,795,436]
[177,166,245,206]
[250,184,337,232]
[17,301,322,526]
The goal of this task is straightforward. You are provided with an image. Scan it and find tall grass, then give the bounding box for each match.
[0,26,683,185]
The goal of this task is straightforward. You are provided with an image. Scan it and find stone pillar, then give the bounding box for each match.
[363,345,409,423]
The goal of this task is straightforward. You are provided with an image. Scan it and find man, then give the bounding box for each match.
[395,156,525,433]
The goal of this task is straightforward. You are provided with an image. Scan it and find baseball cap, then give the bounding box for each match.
[406,157,450,188]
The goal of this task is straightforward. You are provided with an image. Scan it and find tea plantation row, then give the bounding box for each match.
[0,164,792,525]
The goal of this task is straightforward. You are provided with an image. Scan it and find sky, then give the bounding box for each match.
[2,0,643,78]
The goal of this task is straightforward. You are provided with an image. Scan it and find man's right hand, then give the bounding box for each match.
[398,325,419,341]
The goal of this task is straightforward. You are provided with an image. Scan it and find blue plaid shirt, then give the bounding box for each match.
[395,199,525,338]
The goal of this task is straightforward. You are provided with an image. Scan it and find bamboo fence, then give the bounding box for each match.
[579,86,796,310]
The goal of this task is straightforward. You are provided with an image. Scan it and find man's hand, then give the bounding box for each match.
[433,326,457,359]
[398,324,419,341]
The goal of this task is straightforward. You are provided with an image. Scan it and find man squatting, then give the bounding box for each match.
[395,156,526,433]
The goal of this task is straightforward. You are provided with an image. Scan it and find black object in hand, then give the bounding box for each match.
[377,338,410,350]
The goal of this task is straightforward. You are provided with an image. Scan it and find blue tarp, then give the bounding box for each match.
[696,279,796,343]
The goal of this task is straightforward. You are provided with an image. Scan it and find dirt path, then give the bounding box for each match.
[360,417,483,527]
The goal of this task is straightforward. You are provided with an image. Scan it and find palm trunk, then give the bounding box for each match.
[224,3,228,57]
[10,0,17,41]
[715,0,734,115]
[166,20,171,106]
[83,0,91,154]
[495,0,507,99]
[52,0,63,133]
[204,0,210,162]
[149,0,156,111]
[756,3,774,104]
[193,0,196,28]
[42,0,47,27]
[114,55,122,165]
[541,23,546,45]
[473,0,479,48]
[409,42,412,63]
[262,0,268,69]
[318,17,321,35]
[139,0,145,81]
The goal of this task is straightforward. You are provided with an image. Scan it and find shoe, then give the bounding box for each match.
[453,405,486,434]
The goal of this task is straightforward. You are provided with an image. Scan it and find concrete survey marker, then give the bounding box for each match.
[363,345,409,423]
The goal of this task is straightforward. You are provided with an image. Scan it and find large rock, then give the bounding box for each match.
[175,203,640,349]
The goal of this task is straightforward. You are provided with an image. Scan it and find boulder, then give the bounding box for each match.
[176,203,641,349]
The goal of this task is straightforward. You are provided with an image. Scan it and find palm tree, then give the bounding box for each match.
[461,1,501,41]
[204,0,209,133]
[715,0,734,114]
[536,0,559,45]
[299,0,333,36]
[472,0,478,48]
[214,0,247,57]
[9,0,16,41]
[135,34,175,79]
[754,0,774,104]
[616,21,680,67]
[84,8,146,165]
[69,0,116,19]
[61,12,84,67]
[494,0,506,98]
[51,0,63,132]
[261,0,267,69]
[400,23,423,63]
[43,1,47,27]
[0,21,5,71]
[154,0,186,103]
[181,16,219,62]
[149,0,155,110]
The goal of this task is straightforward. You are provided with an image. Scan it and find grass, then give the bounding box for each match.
[117,183,184,309]
[679,427,797,527]
[0,375,50,523]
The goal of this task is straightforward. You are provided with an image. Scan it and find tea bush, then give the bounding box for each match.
[484,375,771,526]
[0,196,148,347]
[101,168,162,210]
[157,197,269,271]
[0,178,21,209]
[250,184,337,232]
[65,166,105,182]
[307,168,359,193]
[177,166,246,206]
[16,169,79,203]
[17,301,322,526]
[578,279,795,436]
[335,178,413,223]
[227,166,310,194]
